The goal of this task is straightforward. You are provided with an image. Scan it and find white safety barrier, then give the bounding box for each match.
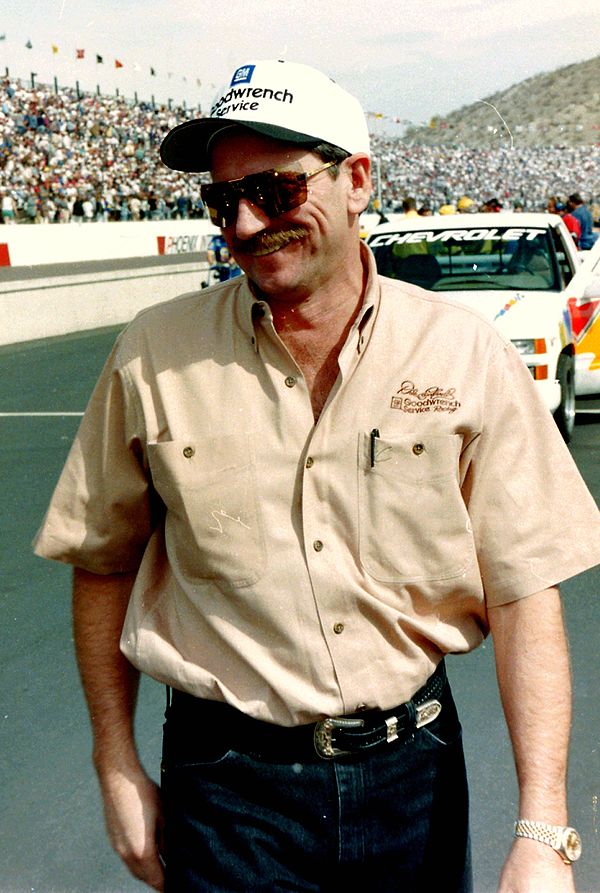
[0,219,219,267]
[0,220,223,346]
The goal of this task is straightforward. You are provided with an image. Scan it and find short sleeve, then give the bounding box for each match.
[33,338,155,574]
[462,340,600,606]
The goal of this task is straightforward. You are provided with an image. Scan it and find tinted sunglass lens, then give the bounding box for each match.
[202,171,308,227]
[272,173,308,215]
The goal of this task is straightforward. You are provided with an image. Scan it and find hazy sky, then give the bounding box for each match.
[1,0,598,132]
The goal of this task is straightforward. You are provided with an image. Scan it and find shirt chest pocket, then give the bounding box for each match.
[147,436,266,588]
[358,432,475,583]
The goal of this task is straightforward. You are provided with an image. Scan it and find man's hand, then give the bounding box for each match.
[498,838,576,892]
[99,762,165,891]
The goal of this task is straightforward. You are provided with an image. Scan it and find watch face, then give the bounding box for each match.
[563,828,582,862]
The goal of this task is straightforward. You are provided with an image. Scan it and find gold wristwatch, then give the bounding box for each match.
[514,819,582,864]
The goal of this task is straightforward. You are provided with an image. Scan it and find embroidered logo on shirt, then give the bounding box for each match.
[391,380,461,414]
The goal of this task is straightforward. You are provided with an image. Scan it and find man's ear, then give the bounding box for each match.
[345,154,372,215]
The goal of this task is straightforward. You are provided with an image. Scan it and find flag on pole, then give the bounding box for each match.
[76,48,85,59]
[115,59,123,69]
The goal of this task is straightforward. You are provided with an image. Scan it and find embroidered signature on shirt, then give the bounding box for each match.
[209,509,251,534]
[391,380,461,414]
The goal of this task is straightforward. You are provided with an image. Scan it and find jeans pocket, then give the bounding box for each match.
[162,715,235,771]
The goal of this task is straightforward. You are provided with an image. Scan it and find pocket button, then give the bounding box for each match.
[412,443,425,456]
[182,446,195,458]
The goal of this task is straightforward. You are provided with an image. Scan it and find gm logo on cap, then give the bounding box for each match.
[231,65,255,86]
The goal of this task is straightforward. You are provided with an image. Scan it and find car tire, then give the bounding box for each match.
[553,353,576,443]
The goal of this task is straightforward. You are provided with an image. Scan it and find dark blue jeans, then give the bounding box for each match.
[161,679,472,892]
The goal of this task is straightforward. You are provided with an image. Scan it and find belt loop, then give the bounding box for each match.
[165,685,172,711]
[405,699,416,736]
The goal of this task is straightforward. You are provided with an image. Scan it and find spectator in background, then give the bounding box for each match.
[401,196,419,217]
[457,196,475,213]
[481,197,502,212]
[1,189,17,223]
[82,195,95,222]
[547,196,581,246]
[71,195,85,223]
[567,193,598,249]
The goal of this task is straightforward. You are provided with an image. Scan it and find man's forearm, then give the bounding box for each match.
[489,586,571,822]
[72,566,140,772]
[73,567,165,890]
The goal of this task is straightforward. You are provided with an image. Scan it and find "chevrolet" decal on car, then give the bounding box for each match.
[369,228,546,247]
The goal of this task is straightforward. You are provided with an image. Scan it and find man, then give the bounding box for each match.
[567,193,598,250]
[401,196,419,217]
[547,196,581,246]
[34,60,600,892]
[457,196,475,213]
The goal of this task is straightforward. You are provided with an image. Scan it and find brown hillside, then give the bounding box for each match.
[404,55,600,148]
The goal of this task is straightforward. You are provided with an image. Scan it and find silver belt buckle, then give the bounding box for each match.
[415,699,442,729]
[314,716,364,759]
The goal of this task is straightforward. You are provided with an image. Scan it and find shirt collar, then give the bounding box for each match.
[238,239,381,353]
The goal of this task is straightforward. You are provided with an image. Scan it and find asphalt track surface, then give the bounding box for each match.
[1,323,599,893]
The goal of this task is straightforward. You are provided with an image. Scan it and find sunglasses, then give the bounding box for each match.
[200,161,337,228]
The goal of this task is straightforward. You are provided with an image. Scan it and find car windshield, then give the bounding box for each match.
[369,225,560,292]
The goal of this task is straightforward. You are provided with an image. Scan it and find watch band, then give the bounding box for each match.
[514,819,582,864]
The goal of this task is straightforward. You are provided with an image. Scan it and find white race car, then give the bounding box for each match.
[367,212,600,442]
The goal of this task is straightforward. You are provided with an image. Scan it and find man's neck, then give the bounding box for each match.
[263,245,367,341]
[257,246,369,421]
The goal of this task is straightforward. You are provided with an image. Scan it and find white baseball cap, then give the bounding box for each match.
[160,59,370,172]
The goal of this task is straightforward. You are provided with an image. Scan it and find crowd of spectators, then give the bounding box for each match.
[0,76,205,224]
[371,136,600,218]
[1,76,599,225]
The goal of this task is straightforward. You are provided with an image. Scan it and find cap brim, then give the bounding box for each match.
[159,118,320,173]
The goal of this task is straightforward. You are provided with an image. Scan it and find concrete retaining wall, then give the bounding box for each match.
[0,256,210,346]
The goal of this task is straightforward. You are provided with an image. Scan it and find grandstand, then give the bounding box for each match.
[1,73,599,222]
[0,75,207,224]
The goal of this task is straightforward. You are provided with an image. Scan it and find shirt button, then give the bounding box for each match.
[313,539,324,552]
[285,375,297,388]
[412,442,425,456]
[333,622,345,634]
[305,457,314,468]
[182,446,195,458]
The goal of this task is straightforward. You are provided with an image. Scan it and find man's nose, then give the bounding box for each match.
[233,198,271,240]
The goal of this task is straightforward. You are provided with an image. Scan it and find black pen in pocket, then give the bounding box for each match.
[370,428,380,467]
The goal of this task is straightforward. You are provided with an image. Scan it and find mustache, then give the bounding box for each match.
[231,225,309,257]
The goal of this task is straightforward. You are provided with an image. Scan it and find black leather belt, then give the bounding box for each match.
[313,662,445,758]
[168,662,447,762]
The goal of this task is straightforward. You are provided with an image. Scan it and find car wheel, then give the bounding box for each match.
[553,354,576,443]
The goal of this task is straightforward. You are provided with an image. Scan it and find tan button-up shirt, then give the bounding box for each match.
[34,247,600,725]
